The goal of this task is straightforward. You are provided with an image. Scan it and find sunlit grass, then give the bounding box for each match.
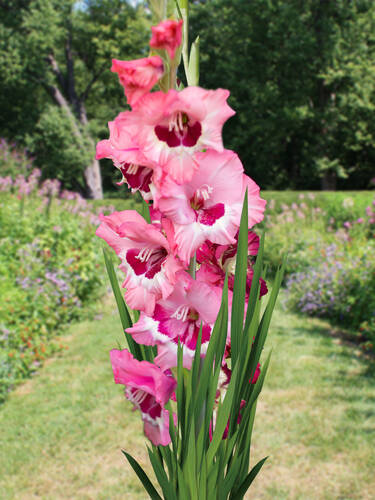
[0,293,374,499]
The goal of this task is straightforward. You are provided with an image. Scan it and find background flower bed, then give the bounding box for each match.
[0,173,137,402]
[261,191,375,351]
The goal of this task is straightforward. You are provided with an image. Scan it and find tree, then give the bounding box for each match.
[190,0,375,190]
[0,0,149,197]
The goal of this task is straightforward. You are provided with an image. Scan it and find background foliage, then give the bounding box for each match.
[190,0,375,190]
[1,0,375,193]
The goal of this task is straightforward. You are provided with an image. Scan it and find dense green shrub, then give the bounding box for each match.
[0,185,116,402]
[263,192,375,351]
[0,138,33,179]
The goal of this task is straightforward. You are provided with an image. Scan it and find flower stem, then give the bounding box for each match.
[188,253,196,279]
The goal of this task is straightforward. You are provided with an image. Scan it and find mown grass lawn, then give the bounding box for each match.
[1,292,374,500]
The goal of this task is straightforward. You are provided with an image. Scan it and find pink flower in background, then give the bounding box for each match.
[111,56,164,108]
[156,149,266,263]
[126,273,222,370]
[96,210,183,314]
[110,349,176,446]
[125,87,235,184]
[150,19,183,60]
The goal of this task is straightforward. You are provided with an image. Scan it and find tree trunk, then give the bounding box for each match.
[84,158,103,199]
[79,105,103,199]
[47,52,103,199]
[321,170,337,190]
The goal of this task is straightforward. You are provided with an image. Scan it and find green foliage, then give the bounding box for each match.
[25,106,92,191]
[263,191,375,352]
[0,0,150,192]
[0,190,109,402]
[190,0,375,190]
[0,138,33,179]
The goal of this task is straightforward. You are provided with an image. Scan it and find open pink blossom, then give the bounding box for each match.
[96,210,183,315]
[149,19,183,60]
[196,231,267,299]
[156,149,266,263]
[96,114,158,200]
[111,56,164,107]
[110,349,176,446]
[126,273,222,370]
[125,87,235,184]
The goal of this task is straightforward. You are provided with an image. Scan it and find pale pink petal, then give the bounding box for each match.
[126,313,160,345]
[243,176,267,227]
[124,286,156,316]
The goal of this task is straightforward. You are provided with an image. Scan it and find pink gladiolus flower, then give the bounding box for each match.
[149,19,183,60]
[96,114,157,200]
[111,56,164,108]
[197,233,268,299]
[110,349,176,446]
[156,149,266,263]
[125,87,235,184]
[126,273,222,370]
[96,210,183,315]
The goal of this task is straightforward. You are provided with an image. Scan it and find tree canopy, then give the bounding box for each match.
[190,0,375,190]
[0,0,149,196]
[1,0,375,193]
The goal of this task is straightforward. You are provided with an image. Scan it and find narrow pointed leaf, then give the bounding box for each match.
[122,451,162,500]
[148,447,176,500]
[103,248,144,360]
[187,36,200,86]
[230,456,268,499]
[231,190,248,367]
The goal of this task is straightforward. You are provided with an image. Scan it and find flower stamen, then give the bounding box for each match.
[136,247,154,262]
[171,304,189,321]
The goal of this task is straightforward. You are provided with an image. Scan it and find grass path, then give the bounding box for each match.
[1,294,375,500]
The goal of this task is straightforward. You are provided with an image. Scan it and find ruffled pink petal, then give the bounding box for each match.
[117,219,169,251]
[124,286,156,316]
[155,342,203,371]
[172,222,207,264]
[243,176,267,228]
[110,349,176,405]
[126,313,160,345]
[111,56,164,107]
[125,89,234,185]
[247,231,260,255]
[143,408,173,446]
[96,211,148,255]
[97,210,182,314]
[178,87,235,152]
[186,279,222,325]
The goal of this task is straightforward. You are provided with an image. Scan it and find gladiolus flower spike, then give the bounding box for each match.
[97,1,284,498]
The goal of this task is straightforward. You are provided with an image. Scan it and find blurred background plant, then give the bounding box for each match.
[0,143,127,402]
[261,192,375,352]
